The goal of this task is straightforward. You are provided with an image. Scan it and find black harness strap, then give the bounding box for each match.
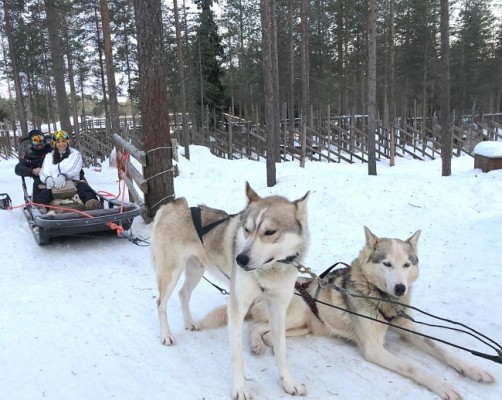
[190,207,205,242]
[189,206,233,294]
[190,206,232,243]
[319,261,351,280]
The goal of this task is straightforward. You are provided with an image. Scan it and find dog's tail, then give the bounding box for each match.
[199,305,228,329]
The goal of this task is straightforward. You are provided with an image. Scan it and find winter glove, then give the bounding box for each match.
[54,175,67,189]
[45,177,55,189]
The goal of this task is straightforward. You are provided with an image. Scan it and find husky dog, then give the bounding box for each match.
[151,182,310,399]
[201,227,495,400]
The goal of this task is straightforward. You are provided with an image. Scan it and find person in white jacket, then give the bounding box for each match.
[37,130,101,212]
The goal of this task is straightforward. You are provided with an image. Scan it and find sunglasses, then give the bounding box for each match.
[30,134,46,146]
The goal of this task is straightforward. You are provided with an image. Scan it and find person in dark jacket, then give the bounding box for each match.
[14,129,52,201]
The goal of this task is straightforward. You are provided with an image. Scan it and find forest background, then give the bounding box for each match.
[2,0,502,212]
[1,0,502,133]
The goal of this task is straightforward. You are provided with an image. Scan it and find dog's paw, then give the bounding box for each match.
[185,321,200,331]
[232,389,252,400]
[160,334,176,346]
[250,340,266,355]
[435,383,463,400]
[261,331,273,348]
[281,379,307,396]
[458,365,495,383]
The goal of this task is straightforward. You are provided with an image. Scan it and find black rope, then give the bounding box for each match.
[291,259,502,365]
[320,279,502,354]
[301,293,502,364]
[126,234,150,246]
[202,276,229,295]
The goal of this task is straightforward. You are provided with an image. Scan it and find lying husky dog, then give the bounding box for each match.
[201,227,495,400]
[151,182,310,399]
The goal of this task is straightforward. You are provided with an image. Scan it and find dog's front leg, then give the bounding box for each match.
[397,320,495,384]
[228,275,258,400]
[265,296,307,396]
[357,322,463,400]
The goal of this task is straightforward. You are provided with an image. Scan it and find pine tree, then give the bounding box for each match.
[192,0,226,127]
[451,0,495,115]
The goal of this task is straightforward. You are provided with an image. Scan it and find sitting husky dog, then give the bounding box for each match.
[151,182,310,399]
[201,227,495,400]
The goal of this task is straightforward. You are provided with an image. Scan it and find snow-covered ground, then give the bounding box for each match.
[1,145,501,400]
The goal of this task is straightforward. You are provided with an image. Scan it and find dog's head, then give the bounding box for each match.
[359,226,421,298]
[235,182,310,271]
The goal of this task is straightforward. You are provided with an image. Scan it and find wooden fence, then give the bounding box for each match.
[0,122,16,160]
[171,115,502,164]
[3,114,501,167]
[2,113,501,221]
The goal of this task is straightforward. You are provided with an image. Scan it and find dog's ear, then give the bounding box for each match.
[294,191,310,206]
[245,181,261,203]
[294,191,310,221]
[364,226,379,248]
[406,230,421,251]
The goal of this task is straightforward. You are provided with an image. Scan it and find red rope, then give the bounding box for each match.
[15,201,94,218]
[118,151,130,213]
[8,201,126,237]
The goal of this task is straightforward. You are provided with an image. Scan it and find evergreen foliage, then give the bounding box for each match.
[191,0,227,125]
[1,0,502,131]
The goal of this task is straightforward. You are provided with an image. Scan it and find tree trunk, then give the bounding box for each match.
[271,0,280,163]
[100,0,121,135]
[261,0,277,186]
[122,19,137,137]
[173,0,190,160]
[389,0,396,166]
[287,2,294,147]
[94,5,110,135]
[44,0,72,133]
[440,0,452,176]
[367,0,377,175]
[42,50,57,131]
[336,1,344,116]
[63,26,80,136]
[300,0,309,168]
[3,0,28,135]
[134,0,174,220]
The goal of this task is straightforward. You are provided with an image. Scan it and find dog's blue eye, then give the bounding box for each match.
[264,230,276,236]
[383,261,392,267]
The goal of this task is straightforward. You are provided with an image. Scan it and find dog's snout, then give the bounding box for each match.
[236,253,249,268]
[394,284,406,296]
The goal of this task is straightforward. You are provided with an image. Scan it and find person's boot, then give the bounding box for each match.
[85,199,102,210]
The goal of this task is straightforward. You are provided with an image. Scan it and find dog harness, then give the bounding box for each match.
[295,280,322,321]
[190,206,232,243]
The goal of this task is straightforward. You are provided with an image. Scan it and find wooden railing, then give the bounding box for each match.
[4,114,500,220]
[172,117,498,164]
